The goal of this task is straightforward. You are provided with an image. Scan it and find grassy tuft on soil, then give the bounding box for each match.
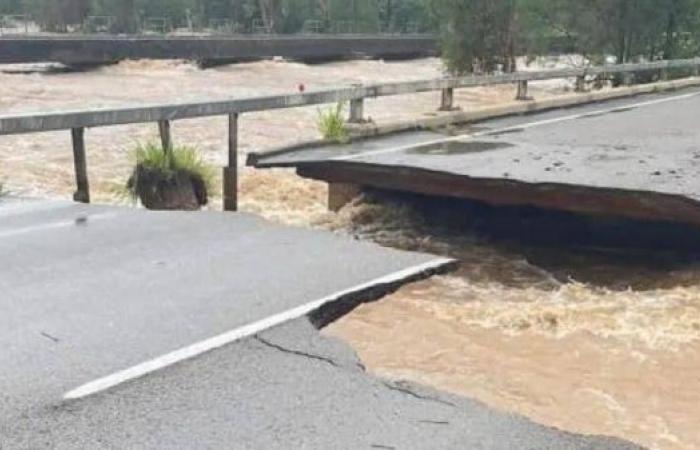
[126,142,216,207]
[317,102,349,143]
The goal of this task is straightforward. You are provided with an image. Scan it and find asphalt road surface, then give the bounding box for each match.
[253,86,700,204]
[0,199,640,449]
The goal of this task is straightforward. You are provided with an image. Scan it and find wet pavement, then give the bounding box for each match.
[0,199,641,449]
[252,87,700,225]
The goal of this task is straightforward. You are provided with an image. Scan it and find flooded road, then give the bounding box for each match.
[2,57,697,449]
[323,193,700,450]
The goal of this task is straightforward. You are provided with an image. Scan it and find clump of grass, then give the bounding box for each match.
[126,142,215,210]
[317,102,349,143]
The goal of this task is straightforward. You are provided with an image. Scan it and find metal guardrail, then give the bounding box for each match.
[1,58,699,209]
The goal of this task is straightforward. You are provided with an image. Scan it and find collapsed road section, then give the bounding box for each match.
[0,199,643,448]
[0,198,453,403]
[250,86,700,231]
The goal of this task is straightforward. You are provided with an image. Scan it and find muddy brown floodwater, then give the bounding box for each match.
[2,56,696,450]
[323,194,700,450]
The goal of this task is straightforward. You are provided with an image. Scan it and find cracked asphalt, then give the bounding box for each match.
[1,319,641,449]
[0,200,642,449]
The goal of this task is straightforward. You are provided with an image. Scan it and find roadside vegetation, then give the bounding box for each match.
[126,142,215,211]
[317,102,349,144]
[431,0,700,74]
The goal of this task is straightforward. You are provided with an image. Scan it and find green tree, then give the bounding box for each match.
[91,0,136,32]
[430,0,519,73]
[524,0,700,62]
[380,0,433,33]
[327,0,380,33]
[435,0,700,75]
[135,0,197,29]
[0,0,23,14]
[22,0,90,31]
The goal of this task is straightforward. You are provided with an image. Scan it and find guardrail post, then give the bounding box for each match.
[575,75,586,92]
[349,98,364,123]
[70,127,90,203]
[515,80,530,101]
[439,87,455,111]
[348,83,365,123]
[223,113,239,212]
[158,120,172,155]
[622,73,634,86]
[660,67,669,81]
[693,64,699,77]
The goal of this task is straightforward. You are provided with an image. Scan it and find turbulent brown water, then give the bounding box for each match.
[2,58,698,450]
[323,193,700,450]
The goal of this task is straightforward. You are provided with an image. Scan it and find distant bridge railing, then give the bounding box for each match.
[1,58,699,210]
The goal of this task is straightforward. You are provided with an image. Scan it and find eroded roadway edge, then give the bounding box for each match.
[251,86,700,227]
[0,200,641,449]
[1,317,642,449]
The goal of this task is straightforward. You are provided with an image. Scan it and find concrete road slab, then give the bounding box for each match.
[348,89,700,199]
[252,87,700,225]
[0,200,452,423]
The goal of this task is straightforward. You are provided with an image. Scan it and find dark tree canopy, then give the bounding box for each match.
[433,0,700,73]
[1,0,699,73]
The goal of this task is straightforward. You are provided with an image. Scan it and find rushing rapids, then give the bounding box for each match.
[323,192,700,450]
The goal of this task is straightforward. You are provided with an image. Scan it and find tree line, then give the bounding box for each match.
[2,0,699,73]
[431,0,700,73]
[0,0,433,34]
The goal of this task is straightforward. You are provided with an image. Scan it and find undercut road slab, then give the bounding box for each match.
[0,200,451,423]
[252,87,700,226]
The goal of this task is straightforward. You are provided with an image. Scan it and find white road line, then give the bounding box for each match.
[63,257,455,400]
[0,212,117,239]
[333,90,700,162]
